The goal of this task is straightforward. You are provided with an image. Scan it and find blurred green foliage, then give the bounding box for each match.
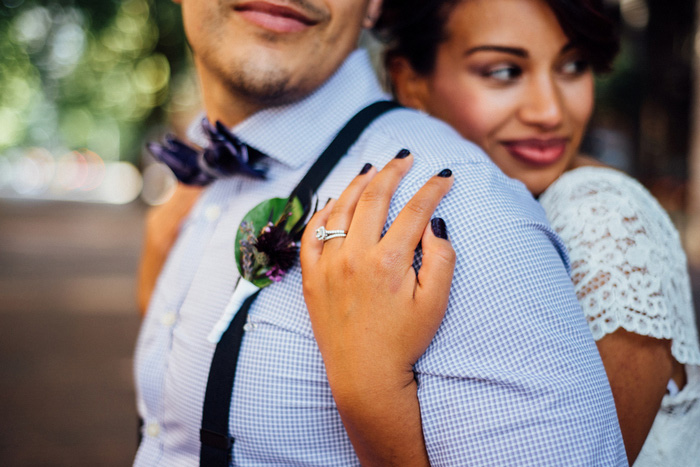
[0,0,190,163]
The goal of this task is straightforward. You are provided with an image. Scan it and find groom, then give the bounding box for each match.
[134,0,625,465]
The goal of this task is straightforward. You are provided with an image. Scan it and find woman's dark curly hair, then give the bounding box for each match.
[372,0,620,75]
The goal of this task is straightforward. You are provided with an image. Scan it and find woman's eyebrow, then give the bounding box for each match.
[464,45,528,58]
[464,42,575,58]
[560,42,575,54]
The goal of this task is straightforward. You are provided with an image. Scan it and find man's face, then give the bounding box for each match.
[179,0,381,109]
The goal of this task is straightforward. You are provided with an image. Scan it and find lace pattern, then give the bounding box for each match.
[539,167,700,365]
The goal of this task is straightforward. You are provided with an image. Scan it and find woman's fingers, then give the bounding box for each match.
[381,169,454,257]
[347,150,414,247]
[321,163,377,252]
[300,199,336,271]
[414,218,456,331]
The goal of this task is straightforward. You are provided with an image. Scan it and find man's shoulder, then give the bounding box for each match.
[369,108,488,166]
[354,107,545,223]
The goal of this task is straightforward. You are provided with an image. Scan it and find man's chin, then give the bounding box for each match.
[224,60,328,108]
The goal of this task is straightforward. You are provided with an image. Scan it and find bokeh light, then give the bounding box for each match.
[0,0,192,204]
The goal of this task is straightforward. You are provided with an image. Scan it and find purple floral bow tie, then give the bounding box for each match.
[147,118,267,186]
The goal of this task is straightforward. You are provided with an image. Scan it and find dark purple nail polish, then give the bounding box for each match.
[359,163,372,175]
[438,169,452,178]
[325,197,333,207]
[395,148,411,159]
[431,218,448,240]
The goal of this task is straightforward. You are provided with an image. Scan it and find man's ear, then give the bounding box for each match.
[362,0,383,28]
[388,56,431,112]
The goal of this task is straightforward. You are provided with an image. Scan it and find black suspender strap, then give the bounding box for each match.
[199,100,401,466]
[291,100,402,212]
[200,291,259,466]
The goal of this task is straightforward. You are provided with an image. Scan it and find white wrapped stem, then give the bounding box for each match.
[207,278,260,344]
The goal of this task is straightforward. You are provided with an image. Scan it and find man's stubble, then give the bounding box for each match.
[196,23,323,109]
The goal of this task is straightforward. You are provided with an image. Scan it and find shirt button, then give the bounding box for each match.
[204,205,221,221]
[146,421,161,438]
[160,312,177,327]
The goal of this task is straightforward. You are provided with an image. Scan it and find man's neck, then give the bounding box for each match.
[197,71,260,128]
[195,58,271,128]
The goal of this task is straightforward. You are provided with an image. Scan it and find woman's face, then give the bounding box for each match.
[392,0,594,195]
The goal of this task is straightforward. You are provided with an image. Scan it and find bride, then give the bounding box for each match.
[301,0,700,465]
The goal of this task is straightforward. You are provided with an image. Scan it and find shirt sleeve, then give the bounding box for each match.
[539,167,700,366]
[396,161,627,466]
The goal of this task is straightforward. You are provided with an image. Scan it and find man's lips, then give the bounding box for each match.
[234,1,319,33]
[501,138,569,166]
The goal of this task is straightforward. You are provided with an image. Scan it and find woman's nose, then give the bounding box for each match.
[518,76,564,129]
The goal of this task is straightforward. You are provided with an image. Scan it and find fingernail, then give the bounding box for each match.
[438,169,452,178]
[395,148,411,159]
[359,163,372,175]
[431,218,448,240]
[325,197,333,207]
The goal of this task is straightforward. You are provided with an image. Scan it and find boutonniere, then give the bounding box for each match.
[208,196,309,343]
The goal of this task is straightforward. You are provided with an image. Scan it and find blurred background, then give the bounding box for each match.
[1,0,699,465]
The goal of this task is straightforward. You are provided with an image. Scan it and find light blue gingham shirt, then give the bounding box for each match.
[134,49,626,466]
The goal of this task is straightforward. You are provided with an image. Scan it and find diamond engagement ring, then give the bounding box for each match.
[315,226,347,242]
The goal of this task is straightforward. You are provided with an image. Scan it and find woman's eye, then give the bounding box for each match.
[561,58,590,76]
[484,65,522,82]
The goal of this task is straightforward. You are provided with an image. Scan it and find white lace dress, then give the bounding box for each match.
[539,167,700,466]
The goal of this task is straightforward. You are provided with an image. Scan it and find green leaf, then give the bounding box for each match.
[285,196,306,233]
[251,274,272,289]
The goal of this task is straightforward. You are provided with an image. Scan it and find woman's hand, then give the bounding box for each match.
[137,183,202,315]
[300,152,455,466]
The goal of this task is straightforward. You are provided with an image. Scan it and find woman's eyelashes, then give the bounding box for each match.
[487,65,522,81]
[472,58,589,85]
[473,63,523,84]
[559,57,590,77]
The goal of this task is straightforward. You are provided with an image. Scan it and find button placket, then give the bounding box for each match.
[204,205,221,222]
[160,311,177,327]
[145,421,161,438]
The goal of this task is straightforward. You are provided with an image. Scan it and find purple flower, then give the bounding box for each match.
[265,266,285,282]
[254,223,298,278]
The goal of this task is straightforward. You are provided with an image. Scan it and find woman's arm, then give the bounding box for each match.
[137,183,202,314]
[596,329,674,464]
[300,154,455,466]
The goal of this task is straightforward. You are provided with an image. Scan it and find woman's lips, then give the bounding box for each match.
[235,2,318,34]
[501,138,568,166]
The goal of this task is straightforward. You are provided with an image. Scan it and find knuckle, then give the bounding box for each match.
[328,199,346,216]
[375,248,402,273]
[339,255,358,277]
[404,197,431,217]
[358,187,387,206]
[436,246,457,266]
[326,204,348,225]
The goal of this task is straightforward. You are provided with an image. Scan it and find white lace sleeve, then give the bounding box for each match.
[539,167,700,365]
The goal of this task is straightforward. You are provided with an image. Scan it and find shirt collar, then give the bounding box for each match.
[187,49,389,170]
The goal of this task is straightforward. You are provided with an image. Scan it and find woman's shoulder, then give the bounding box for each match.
[540,166,657,211]
[540,166,700,365]
[538,166,678,241]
